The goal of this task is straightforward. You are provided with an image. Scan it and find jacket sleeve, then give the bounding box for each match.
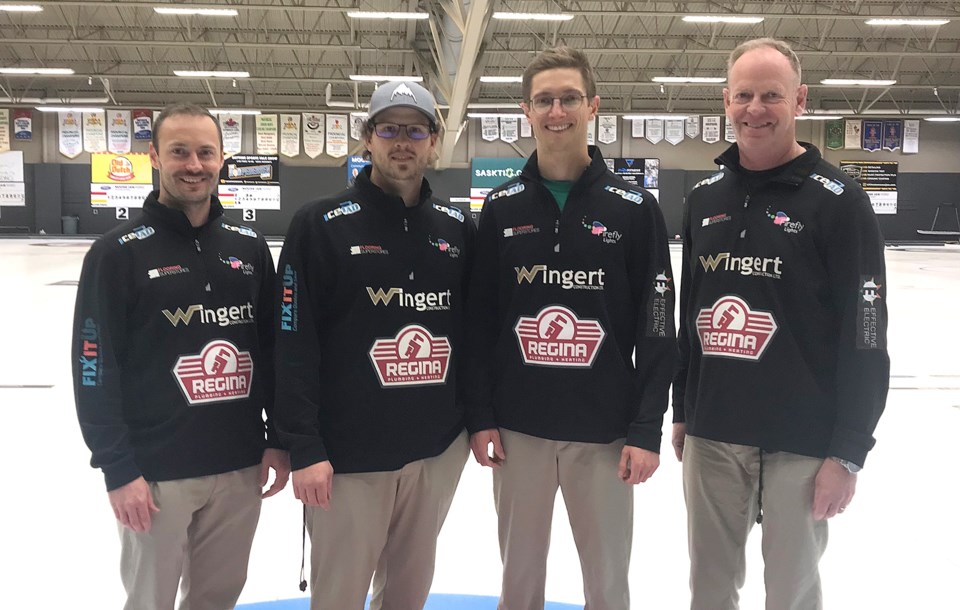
[256,235,281,448]
[823,187,890,467]
[626,193,679,451]
[672,193,694,424]
[71,240,140,491]
[462,199,501,433]
[274,209,331,470]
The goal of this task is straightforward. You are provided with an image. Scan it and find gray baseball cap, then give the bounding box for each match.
[368,81,437,126]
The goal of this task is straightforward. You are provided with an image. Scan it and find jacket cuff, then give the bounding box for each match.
[103,457,142,492]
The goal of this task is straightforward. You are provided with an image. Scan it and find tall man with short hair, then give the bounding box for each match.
[72,102,289,610]
[673,38,890,609]
[275,80,473,610]
[466,47,677,610]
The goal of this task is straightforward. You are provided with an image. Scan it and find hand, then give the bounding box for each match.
[259,448,291,499]
[292,461,334,509]
[108,476,159,533]
[469,429,505,468]
[618,446,660,484]
[812,458,857,520]
[672,423,686,462]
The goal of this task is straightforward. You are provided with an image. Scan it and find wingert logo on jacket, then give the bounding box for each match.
[368,324,451,387]
[514,305,606,368]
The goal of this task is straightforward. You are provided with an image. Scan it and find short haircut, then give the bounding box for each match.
[522,46,597,101]
[152,103,223,151]
[728,38,802,85]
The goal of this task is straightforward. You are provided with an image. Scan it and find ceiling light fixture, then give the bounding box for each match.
[0,5,42,12]
[207,108,261,115]
[349,75,424,82]
[36,106,105,113]
[479,76,523,83]
[467,113,526,119]
[347,11,429,20]
[623,114,690,121]
[865,19,950,26]
[924,117,960,122]
[820,78,897,86]
[0,67,74,75]
[652,76,726,84]
[796,115,845,121]
[492,12,575,21]
[682,15,764,24]
[154,7,239,16]
[467,103,523,109]
[174,70,250,78]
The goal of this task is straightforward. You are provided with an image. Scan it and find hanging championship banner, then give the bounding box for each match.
[326,114,348,158]
[645,119,663,144]
[825,119,844,150]
[59,111,83,158]
[133,109,152,141]
[350,114,365,141]
[724,118,736,143]
[840,160,898,214]
[218,154,281,209]
[302,112,324,159]
[586,116,596,145]
[685,116,700,139]
[902,120,919,154]
[631,118,645,138]
[107,110,131,154]
[347,155,371,186]
[83,112,107,153]
[597,115,617,144]
[256,114,278,155]
[882,120,902,152]
[665,119,684,145]
[0,109,9,152]
[481,116,499,141]
[0,150,26,206]
[844,119,861,149]
[90,152,153,208]
[219,113,243,156]
[500,117,518,143]
[862,120,882,152]
[280,114,300,157]
[520,116,532,138]
[702,116,721,143]
[13,109,32,141]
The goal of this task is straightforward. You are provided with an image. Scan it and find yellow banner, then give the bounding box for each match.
[90,152,152,184]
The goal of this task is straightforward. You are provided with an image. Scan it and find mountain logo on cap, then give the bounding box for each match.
[390,82,418,103]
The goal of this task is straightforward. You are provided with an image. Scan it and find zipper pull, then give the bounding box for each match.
[403,217,409,232]
[743,194,750,208]
[194,238,201,252]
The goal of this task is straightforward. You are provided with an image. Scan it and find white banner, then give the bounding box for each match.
[83,112,107,153]
[724,118,736,143]
[598,115,617,144]
[645,119,663,144]
[326,114,348,158]
[59,111,83,158]
[500,117,518,143]
[0,181,25,206]
[481,116,499,141]
[902,119,919,154]
[350,115,364,141]
[220,113,243,156]
[0,109,9,152]
[586,116,596,145]
[280,114,300,157]
[702,116,721,144]
[844,120,862,150]
[107,110,131,154]
[685,116,700,139]
[256,114,278,155]
[665,119,684,145]
[0,150,26,206]
[302,113,324,159]
[631,118,645,138]
[520,116,532,138]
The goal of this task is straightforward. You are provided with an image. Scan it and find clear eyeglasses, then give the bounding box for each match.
[373,122,433,140]
[528,93,588,114]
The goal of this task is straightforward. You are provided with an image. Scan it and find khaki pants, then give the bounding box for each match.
[119,465,262,610]
[494,429,633,610]
[306,432,468,610]
[683,435,828,610]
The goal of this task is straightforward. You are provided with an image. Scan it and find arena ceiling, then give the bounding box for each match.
[2,0,960,165]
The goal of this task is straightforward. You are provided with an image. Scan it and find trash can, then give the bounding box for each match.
[61,215,79,235]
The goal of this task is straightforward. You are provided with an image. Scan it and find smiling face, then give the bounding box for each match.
[724,46,808,169]
[364,106,438,188]
[522,67,599,155]
[149,113,224,210]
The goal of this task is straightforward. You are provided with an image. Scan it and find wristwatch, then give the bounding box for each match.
[830,457,862,473]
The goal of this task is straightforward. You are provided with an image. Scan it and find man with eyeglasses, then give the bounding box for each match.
[674,38,889,609]
[274,80,473,609]
[465,46,676,609]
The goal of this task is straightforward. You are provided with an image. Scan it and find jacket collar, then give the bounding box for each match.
[715,142,821,187]
[520,145,609,187]
[143,190,225,236]
[353,165,434,219]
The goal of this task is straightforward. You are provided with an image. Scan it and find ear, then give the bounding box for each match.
[722,88,731,112]
[795,84,809,116]
[520,101,533,121]
[588,95,599,118]
[148,142,160,170]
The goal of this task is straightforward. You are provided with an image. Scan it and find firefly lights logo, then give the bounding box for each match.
[428,236,461,258]
[581,218,622,244]
[220,254,254,275]
[765,207,805,234]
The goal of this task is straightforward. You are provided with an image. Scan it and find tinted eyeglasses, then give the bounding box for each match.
[373,122,434,140]
[528,93,588,114]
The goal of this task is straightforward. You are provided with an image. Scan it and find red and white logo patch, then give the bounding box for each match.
[173,340,253,404]
[368,324,451,387]
[696,295,777,360]
[514,305,605,368]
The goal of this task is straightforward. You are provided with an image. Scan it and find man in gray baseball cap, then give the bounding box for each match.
[367,80,438,127]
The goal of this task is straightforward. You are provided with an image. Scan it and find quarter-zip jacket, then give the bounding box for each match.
[464,147,677,452]
[72,192,278,491]
[275,167,475,473]
[674,144,889,466]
